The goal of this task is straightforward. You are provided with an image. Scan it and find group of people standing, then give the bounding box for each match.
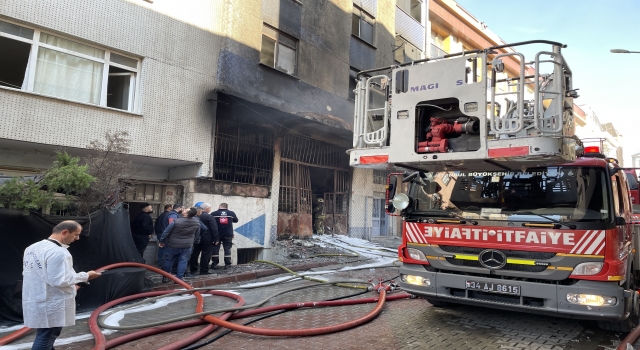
[131,202,238,282]
[20,201,238,349]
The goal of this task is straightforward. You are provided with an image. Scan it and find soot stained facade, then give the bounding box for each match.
[0,0,428,263]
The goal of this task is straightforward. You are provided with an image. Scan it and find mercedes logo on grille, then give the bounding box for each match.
[478,249,507,269]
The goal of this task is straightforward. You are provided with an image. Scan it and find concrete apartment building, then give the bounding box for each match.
[3,0,615,263]
[632,153,640,168]
[0,0,430,263]
[574,104,625,165]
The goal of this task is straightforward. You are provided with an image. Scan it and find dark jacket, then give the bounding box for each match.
[195,216,208,240]
[199,211,219,242]
[159,217,201,249]
[155,210,171,235]
[210,209,238,237]
[163,210,181,228]
[131,212,153,236]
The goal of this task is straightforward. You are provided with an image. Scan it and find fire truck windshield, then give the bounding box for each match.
[407,166,609,223]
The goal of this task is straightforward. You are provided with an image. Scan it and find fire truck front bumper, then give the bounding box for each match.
[398,263,632,321]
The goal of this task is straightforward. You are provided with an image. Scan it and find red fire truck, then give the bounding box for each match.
[348,40,639,331]
[624,168,639,213]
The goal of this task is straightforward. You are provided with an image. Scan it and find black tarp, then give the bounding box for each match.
[0,206,144,326]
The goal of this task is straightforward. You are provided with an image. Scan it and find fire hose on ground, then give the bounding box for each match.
[618,326,640,350]
[0,261,410,349]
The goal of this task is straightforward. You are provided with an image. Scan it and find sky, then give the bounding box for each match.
[456,0,640,166]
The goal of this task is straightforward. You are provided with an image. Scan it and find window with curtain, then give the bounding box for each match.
[260,24,298,76]
[0,19,140,112]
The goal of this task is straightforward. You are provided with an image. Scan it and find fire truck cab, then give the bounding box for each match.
[624,168,639,214]
[348,40,639,331]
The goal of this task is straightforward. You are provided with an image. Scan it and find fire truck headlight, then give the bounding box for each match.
[566,293,617,306]
[572,262,604,276]
[392,193,410,210]
[406,248,428,261]
[401,274,431,286]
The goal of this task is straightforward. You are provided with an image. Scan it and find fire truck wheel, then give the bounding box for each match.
[597,262,639,333]
[425,299,452,307]
[597,316,636,333]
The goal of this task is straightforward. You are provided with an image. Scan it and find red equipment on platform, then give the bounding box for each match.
[417,117,477,153]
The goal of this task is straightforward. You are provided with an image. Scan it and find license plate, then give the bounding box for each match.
[465,280,521,296]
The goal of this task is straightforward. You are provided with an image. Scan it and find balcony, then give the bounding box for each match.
[395,6,424,51]
[429,44,448,58]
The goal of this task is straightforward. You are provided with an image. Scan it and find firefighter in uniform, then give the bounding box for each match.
[313,198,325,235]
[210,203,238,269]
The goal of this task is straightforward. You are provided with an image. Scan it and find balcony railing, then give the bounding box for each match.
[395,6,425,51]
[429,44,448,58]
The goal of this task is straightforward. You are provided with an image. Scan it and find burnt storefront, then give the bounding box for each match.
[277,135,350,238]
[208,93,353,243]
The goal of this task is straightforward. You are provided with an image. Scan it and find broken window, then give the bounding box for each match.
[260,24,298,76]
[352,6,374,44]
[374,170,392,185]
[213,116,274,186]
[0,19,139,111]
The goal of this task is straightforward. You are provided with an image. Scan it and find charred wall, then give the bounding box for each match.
[216,0,396,132]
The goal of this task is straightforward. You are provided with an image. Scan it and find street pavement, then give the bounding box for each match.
[0,237,631,349]
[1,265,626,350]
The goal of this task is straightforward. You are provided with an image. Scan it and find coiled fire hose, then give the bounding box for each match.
[0,262,409,349]
[95,289,244,350]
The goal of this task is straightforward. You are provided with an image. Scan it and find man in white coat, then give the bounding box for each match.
[22,220,101,350]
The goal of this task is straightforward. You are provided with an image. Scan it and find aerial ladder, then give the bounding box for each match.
[349,40,581,172]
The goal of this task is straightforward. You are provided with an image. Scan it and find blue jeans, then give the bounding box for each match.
[157,243,166,267]
[162,247,192,278]
[32,327,62,350]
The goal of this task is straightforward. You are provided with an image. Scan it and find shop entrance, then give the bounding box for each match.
[124,183,182,264]
[277,135,350,238]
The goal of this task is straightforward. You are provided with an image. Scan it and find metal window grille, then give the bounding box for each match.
[213,117,274,186]
[281,135,349,169]
[324,169,350,234]
[278,160,311,214]
[334,170,350,215]
[237,248,261,264]
[373,169,391,184]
